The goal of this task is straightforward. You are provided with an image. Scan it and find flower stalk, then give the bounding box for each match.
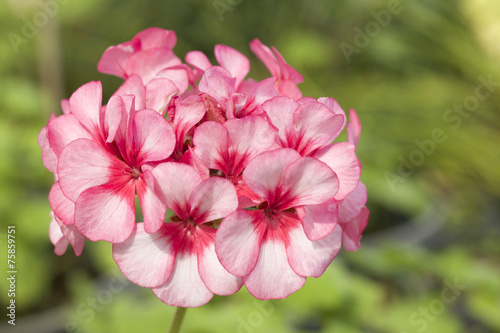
[168,307,187,333]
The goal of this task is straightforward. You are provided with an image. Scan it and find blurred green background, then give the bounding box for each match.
[1,0,500,332]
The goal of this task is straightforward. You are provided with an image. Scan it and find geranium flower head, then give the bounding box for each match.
[40,28,369,309]
[262,96,345,156]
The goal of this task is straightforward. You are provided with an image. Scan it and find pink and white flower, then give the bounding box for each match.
[262,96,345,156]
[216,149,342,299]
[56,81,175,243]
[113,162,241,307]
[262,96,361,201]
[193,115,276,206]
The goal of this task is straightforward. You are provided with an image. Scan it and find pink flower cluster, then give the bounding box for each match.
[39,28,369,307]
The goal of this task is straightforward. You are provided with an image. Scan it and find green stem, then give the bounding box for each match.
[168,307,187,333]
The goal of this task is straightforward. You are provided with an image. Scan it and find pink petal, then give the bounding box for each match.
[185,50,212,72]
[271,46,303,84]
[277,79,302,100]
[347,108,362,147]
[223,116,276,176]
[113,100,136,165]
[47,114,93,157]
[97,39,140,78]
[238,77,277,117]
[243,148,301,202]
[297,97,316,104]
[215,210,264,276]
[342,207,369,252]
[74,179,136,243]
[249,39,280,78]
[61,99,70,114]
[189,177,238,223]
[286,223,342,277]
[214,44,250,88]
[171,95,205,152]
[125,49,182,84]
[136,176,166,234]
[198,66,236,109]
[102,95,124,144]
[260,96,297,147]
[153,252,213,307]
[250,40,303,100]
[133,110,175,166]
[49,181,75,225]
[234,178,263,209]
[42,141,57,173]
[178,147,210,180]
[53,213,85,256]
[185,50,212,81]
[339,182,367,223]
[296,199,338,241]
[145,78,179,114]
[293,101,345,155]
[279,156,338,210]
[38,127,57,173]
[49,216,68,256]
[192,121,230,173]
[113,75,146,110]
[236,78,258,96]
[68,81,102,137]
[196,225,243,295]
[312,142,361,200]
[150,162,203,219]
[318,97,346,131]
[58,139,129,202]
[135,27,177,49]
[243,239,306,300]
[37,123,49,149]
[113,223,175,287]
[154,66,190,94]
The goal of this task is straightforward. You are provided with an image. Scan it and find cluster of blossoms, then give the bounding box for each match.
[39,28,369,307]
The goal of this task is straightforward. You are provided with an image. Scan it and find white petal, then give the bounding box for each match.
[153,252,213,307]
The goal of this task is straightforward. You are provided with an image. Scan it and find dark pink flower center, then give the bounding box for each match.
[185,217,196,229]
[130,167,141,178]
